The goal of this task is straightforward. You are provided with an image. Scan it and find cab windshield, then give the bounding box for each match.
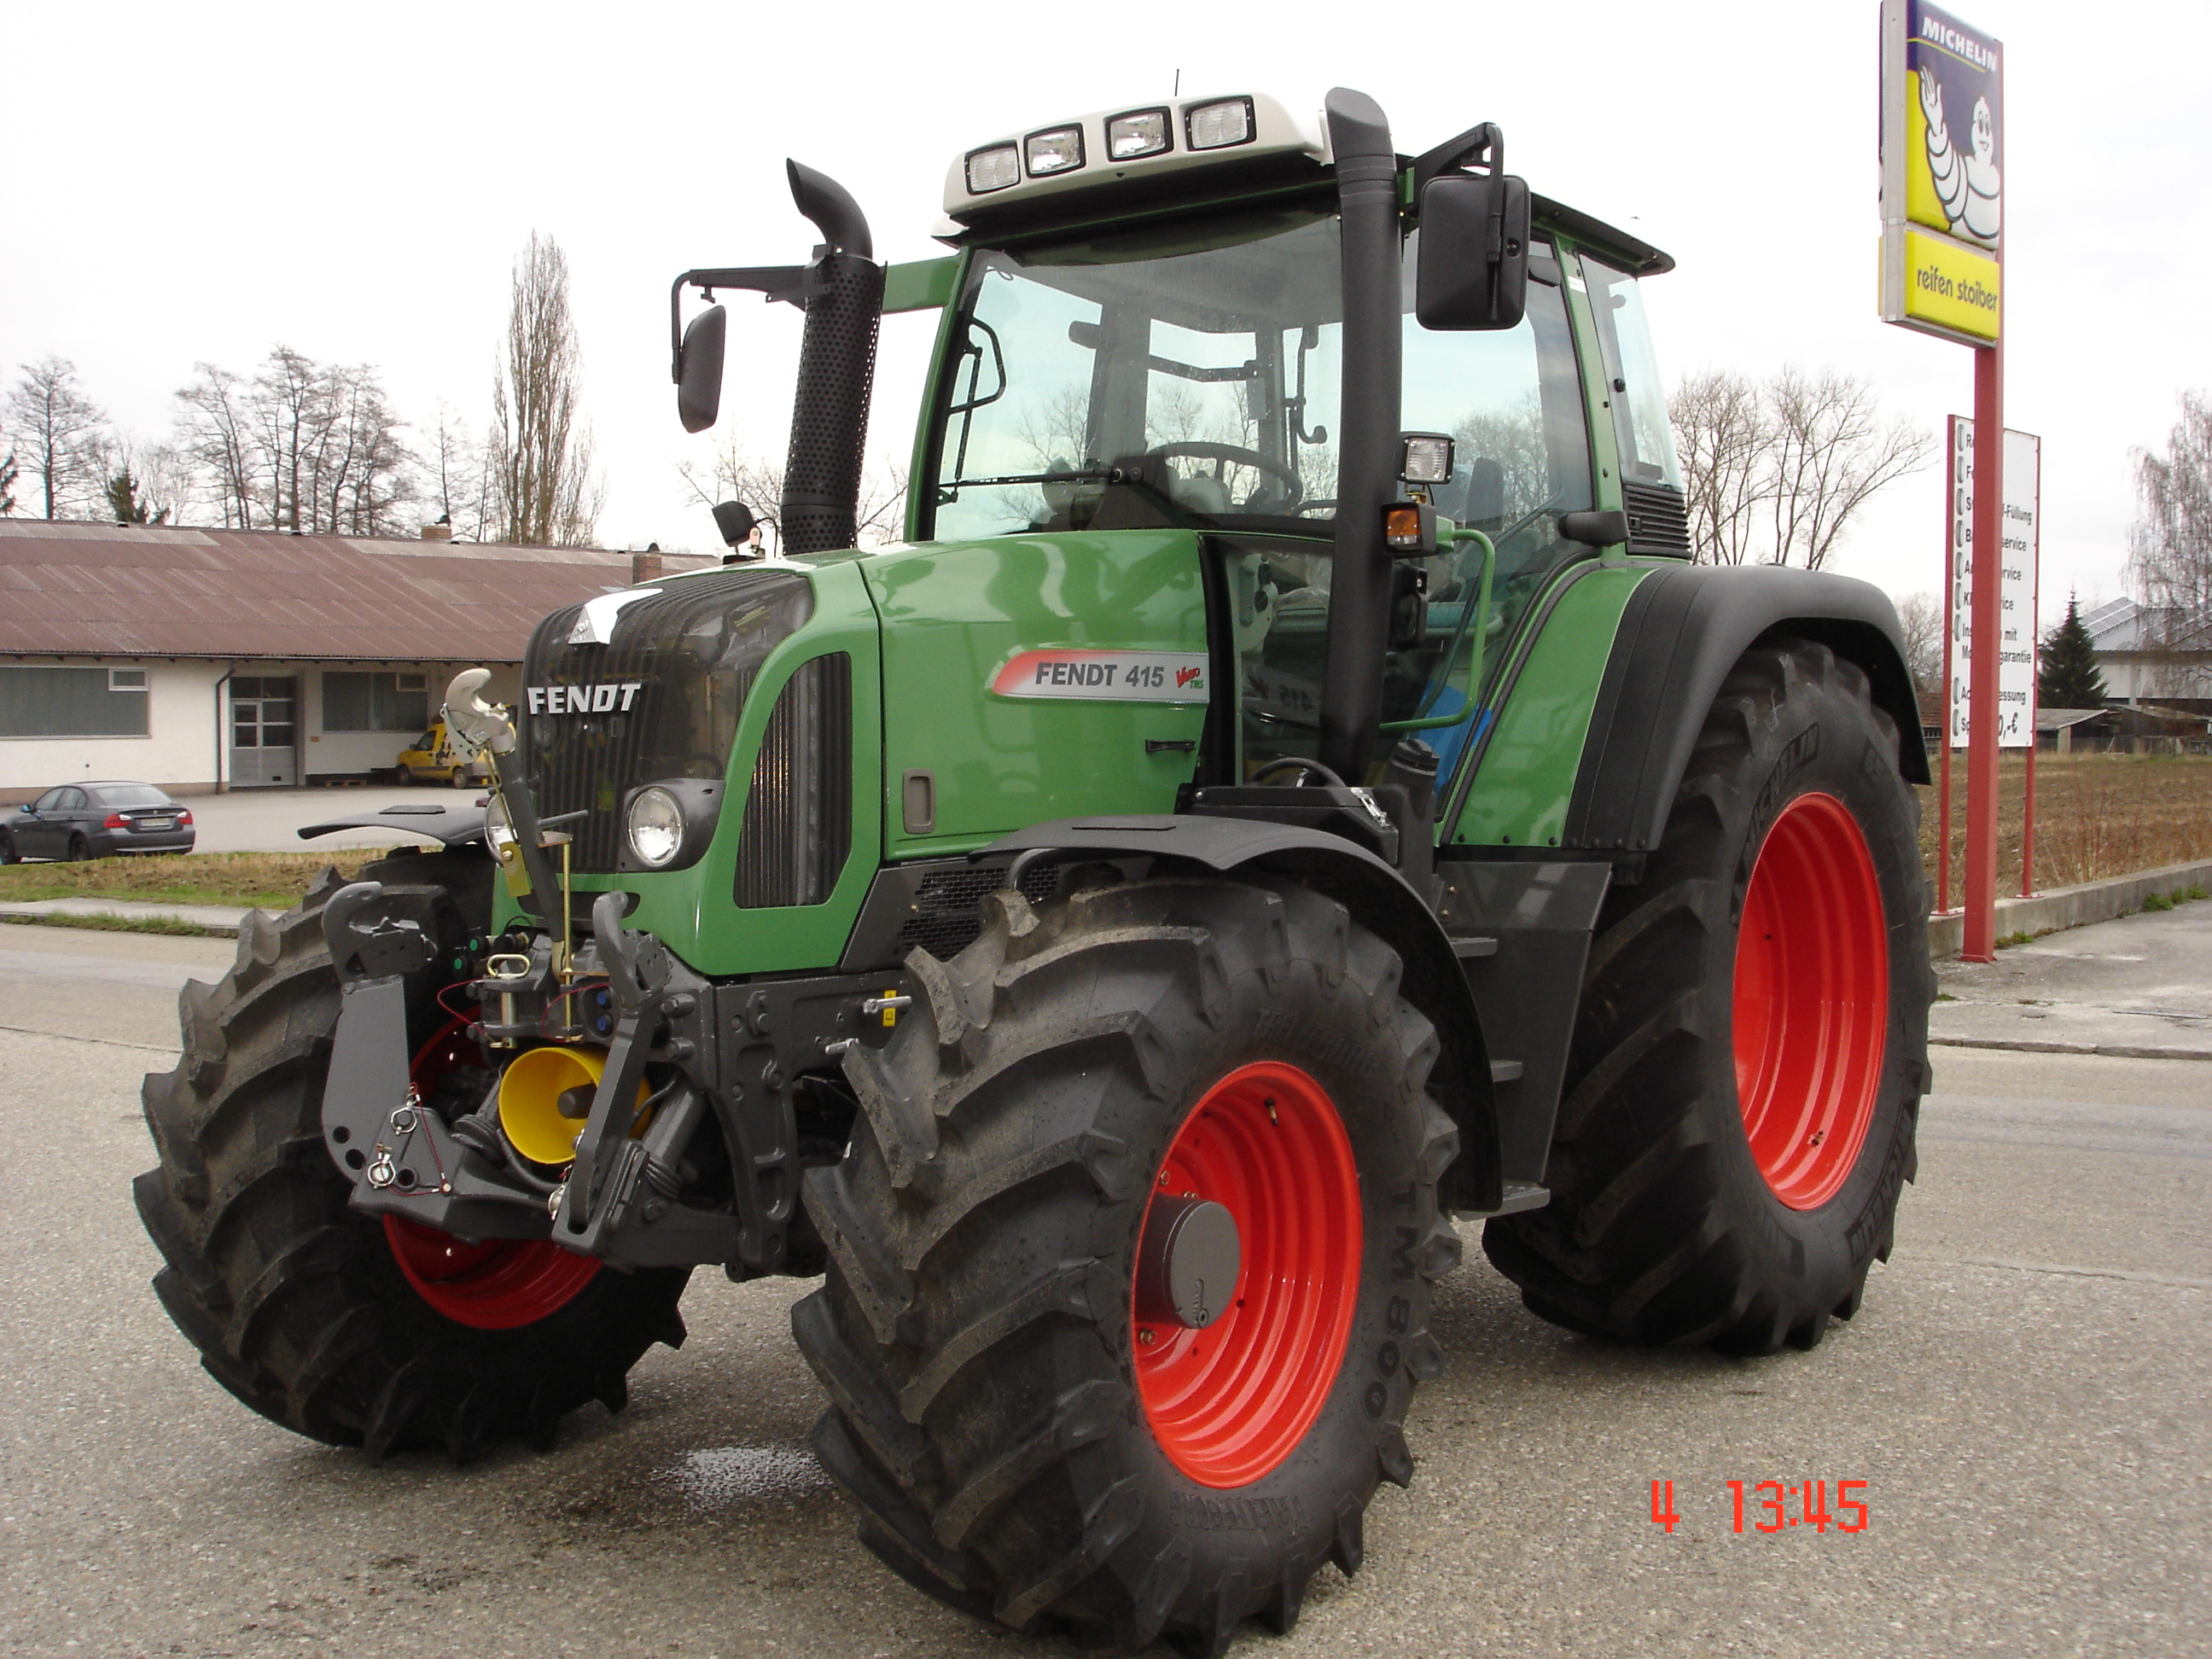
[928,207,1346,540]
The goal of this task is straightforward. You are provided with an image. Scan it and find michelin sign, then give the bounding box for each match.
[1880,1,2003,344]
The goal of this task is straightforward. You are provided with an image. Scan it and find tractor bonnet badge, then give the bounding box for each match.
[991,649,1208,703]
[527,682,643,715]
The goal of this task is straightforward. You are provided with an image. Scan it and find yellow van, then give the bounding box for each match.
[394,722,493,788]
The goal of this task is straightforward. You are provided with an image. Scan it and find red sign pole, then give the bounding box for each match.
[2021,441,2040,897]
[1938,416,1957,917]
[1962,329,2004,961]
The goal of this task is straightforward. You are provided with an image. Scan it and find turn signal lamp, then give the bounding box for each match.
[965,143,1022,194]
[1186,96,1255,150]
[1108,108,1171,160]
[1383,502,1439,555]
[1025,125,1086,177]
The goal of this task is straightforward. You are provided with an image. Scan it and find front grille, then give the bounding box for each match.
[520,569,812,871]
[891,863,1063,961]
[736,654,853,907]
[1623,480,1691,556]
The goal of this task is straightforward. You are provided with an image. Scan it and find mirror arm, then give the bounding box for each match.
[1409,120,1505,200]
[667,266,808,381]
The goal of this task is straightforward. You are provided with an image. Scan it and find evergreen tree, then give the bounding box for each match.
[1,448,17,515]
[102,469,170,525]
[2037,594,2109,708]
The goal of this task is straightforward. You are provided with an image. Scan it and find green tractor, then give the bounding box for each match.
[137,87,1931,1650]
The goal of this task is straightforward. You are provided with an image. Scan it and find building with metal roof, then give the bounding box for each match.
[0,521,702,801]
[2081,596,2212,713]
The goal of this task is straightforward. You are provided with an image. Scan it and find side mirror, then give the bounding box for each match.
[1559,509,1631,547]
[676,304,728,434]
[712,499,756,547]
[1414,172,1530,331]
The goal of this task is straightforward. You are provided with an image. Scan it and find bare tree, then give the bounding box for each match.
[1671,370,1771,566]
[175,362,264,527]
[2129,389,2212,634]
[490,232,600,545]
[428,401,494,541]
[1893,591,1942,693]
[4,357,108,519]
[675,431,906,551]
[172,352,416,535]
[2126,391,2212,701]
[1670,368,1931,568]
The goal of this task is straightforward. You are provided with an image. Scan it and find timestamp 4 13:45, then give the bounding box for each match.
[1648,1480,1870,1534]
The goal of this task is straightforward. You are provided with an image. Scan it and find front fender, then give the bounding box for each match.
[980,815,1502,1214]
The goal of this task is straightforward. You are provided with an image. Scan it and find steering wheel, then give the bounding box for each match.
[1144,443,1305,514]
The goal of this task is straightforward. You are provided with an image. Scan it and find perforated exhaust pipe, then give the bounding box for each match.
[780,162,885,556]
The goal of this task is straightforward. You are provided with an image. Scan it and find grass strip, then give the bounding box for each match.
[0,847,403,909]
[0,911,233,938]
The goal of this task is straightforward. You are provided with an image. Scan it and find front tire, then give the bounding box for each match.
[792,874,1461,1651]
[135,849,690,1458]
[1485,640,1932,1354]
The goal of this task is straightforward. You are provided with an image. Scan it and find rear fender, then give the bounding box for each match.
[1565,563,1929,856]
[981,815,1503,1214]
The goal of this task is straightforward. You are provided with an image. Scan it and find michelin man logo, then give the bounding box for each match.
[1919,67,2000,243]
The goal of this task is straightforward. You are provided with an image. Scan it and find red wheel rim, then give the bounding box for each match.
[381,1017,600,1330]
[1732,792,1889,1210]
[1133,1061,1361,1488]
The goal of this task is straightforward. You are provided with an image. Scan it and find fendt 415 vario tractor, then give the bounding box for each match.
[139,89,1931,1650]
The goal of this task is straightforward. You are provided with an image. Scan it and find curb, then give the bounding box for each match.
[1929,1035,2212,1062]
[1925,858,2212,958]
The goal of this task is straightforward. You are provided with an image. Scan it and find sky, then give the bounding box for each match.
[3,0,2205,625]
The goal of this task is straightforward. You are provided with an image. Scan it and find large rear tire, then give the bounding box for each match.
[1484,640,1932,1354]
[135,848,690,1458]
[792,873,1461,1651]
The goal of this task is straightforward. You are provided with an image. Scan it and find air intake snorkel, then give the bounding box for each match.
[667,162,885,555]
[1316,88,1402,784]
[780,162,885,556]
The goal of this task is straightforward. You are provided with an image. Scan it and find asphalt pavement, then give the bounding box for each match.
[3,913,2208,1659]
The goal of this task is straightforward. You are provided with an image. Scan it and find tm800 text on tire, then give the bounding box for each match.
[1485,639,1934,1354]
[791,873,1463,1653]
[134,847,690,1459]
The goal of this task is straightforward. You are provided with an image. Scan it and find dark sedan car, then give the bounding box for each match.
[1,782,196,861]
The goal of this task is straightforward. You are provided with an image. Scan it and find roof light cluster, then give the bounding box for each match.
[949,94,1314,220]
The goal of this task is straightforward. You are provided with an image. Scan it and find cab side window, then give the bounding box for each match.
[1579,255,1685,501]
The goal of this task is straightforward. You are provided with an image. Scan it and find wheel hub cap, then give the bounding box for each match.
[1733,791,1889,1210]
[1133,1060,1361,1488]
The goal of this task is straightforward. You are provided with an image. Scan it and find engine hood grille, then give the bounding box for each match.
[520,568,813,871]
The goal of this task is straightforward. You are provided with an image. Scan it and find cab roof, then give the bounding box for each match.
[938,90,1671,277]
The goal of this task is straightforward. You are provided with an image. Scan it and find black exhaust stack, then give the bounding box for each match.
[780,161,885,556]
[1316,89,1401,784]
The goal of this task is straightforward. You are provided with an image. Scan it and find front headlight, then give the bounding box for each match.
[626,787,686,868]
[618,777,725,873]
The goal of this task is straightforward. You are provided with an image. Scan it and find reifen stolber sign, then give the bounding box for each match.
[1879,0,2002,344]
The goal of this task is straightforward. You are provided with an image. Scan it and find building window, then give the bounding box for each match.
[0,665,150,737]
[323,671,430,732]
